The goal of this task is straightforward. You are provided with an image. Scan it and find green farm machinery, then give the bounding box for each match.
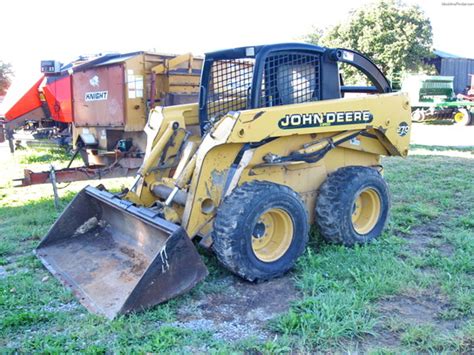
[402,75,474,125]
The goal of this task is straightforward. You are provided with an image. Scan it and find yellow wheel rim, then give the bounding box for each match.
[351,188,381,235]
[251,208,293,262]
[454,112,465,123]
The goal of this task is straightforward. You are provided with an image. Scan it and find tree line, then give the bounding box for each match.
[305,0,433,88]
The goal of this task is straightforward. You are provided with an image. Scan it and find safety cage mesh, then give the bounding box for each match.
[260,52,321,107]
[207,59,255,121]
[206,52,321,120]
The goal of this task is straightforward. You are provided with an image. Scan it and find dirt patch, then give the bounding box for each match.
[20,235,41,242]
[345,330,402,352]
[3,255,31,276]
[361,214,463,351]
[171,273,299,342]
[357,291,462,352]
[406,234,436,255]
[0,266,7,279]
[41,301,79,313]
[403,223,444,254]
[389,216,461,331]
[438,243,455,257]
[378,292,452,326]
[119,246,148,276]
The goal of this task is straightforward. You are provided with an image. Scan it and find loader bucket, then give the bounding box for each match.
[35,186,208,319]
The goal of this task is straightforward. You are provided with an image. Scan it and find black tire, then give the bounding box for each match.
[212,181,309,281]
[315,166,390,246]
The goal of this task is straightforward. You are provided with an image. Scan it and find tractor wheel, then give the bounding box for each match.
[212,181,308,281]
[453,108,472,125]
[315,166,390,246]
[411,109,425,122]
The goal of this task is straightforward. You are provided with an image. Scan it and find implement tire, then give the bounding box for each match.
[212,181,308,281]
[315,166,390,246]
[453,108,472,126]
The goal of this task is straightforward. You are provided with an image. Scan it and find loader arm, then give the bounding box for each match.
[227,92,410,156]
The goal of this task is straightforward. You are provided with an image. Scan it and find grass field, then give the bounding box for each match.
[0,145,473,353]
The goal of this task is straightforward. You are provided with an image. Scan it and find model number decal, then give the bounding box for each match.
[278,111,373,129]
[397,122,409,137]
[85,91,108,102]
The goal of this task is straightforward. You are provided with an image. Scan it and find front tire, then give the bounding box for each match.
[315,166,390,246]
[411,109,425,122]
[212,181,309,281]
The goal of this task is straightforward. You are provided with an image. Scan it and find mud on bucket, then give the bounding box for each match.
[35,186,208,319]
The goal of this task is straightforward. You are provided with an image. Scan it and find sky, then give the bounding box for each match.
[1,0,473,112]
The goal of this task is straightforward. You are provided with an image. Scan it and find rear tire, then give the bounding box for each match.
[315,166,390,246]
[212,181,308,281]
[453,108,472,125]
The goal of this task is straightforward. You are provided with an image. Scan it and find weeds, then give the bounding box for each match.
[18,148,75,164]
[0,147,473,352]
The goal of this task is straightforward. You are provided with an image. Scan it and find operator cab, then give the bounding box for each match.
[198,43,391,134]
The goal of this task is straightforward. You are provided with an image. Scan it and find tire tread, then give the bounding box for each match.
[212,181,308,281]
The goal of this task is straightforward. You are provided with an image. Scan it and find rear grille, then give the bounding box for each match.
[261,52,320,107]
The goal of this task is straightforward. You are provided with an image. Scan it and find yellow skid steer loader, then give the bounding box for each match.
[36,43,411,319]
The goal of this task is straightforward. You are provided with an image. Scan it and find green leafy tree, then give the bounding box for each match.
[306,0,433,87]
[0,61,13,96]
